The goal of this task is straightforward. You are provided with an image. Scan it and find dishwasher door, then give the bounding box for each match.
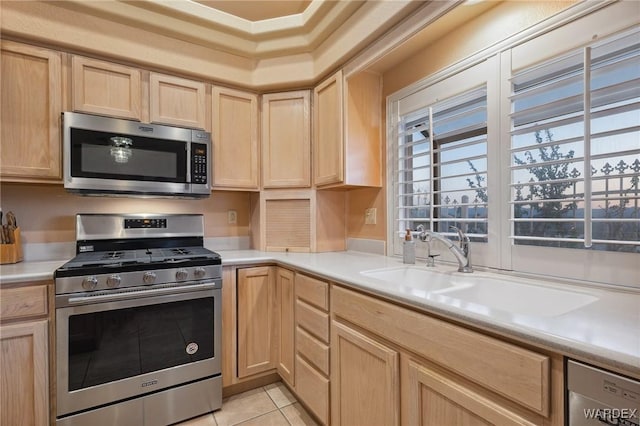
[567,360,640,426]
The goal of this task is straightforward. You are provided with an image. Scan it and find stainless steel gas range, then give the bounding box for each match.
[54,214,222,426]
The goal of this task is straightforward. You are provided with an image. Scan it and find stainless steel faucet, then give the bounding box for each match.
[417,225,473,273]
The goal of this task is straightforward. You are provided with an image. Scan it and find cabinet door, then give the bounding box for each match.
[150,73,206,129]
[262,91,311,188]
[237,266,276,377]
[275,267,295,386]
[212,87,259,189]
[0,320,49,426]
[331,320,399,426]
[313,70,344,186]
[404,358,538,426]
[1,41,62,181]
[72,56,141,120]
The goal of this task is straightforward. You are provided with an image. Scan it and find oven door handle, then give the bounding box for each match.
[64,282,220,305]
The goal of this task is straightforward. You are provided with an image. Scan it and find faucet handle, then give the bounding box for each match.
[449,226,469,244]
[416,224,428,241]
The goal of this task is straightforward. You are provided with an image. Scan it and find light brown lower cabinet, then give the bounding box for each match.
[224,268,565,426]
[330,320,399,426]
[403,356,540,426]
[0,320,49,426]
[275,267,295,386]
[331,284,564,426]
[1,281,51,426]
[237,266,277,378]
[294,273,331,424]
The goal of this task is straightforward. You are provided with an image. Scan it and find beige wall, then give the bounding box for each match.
[382,1,577,98]
[0,183,251,244]
[346,0,576,244]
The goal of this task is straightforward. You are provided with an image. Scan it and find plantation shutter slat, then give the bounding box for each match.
[396,87,488,242]
[510,28,640,252]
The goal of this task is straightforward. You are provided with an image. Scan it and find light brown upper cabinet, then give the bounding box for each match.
[313,70,344,186]
[212,87,259,190]
[313,70,382,188]
[1,41,62,182]
[72,55,142,120]
[149,73,206,129]
[262,91,311,188]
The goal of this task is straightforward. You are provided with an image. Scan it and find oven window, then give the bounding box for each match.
[70,128,188,182]
[67,297,214,391]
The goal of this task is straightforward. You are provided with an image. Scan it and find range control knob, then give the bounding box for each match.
[176,269,188,281]
[194,267,206,279]
[82,276,98,291]
[106,274,122,288]
[143,271,157,285]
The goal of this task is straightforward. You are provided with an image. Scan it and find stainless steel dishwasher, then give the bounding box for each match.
[567,360,640,425]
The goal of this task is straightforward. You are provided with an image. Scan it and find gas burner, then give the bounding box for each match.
[54,214,222,284]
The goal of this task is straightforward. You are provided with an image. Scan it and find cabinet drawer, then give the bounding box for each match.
[297,326,329,375]
[296,354,329,425]
[0,285,48,322]
[332,285,550,416]
[296,273,328,310]
[296,299,329,343]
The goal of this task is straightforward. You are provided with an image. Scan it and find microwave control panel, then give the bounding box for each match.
[191,143,208,184]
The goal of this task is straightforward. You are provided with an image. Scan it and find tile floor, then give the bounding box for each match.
[177,382,318,426]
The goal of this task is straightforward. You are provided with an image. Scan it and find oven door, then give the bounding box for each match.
[56,282,221,417]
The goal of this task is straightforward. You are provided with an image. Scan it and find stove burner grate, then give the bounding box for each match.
[102,251,124,260]
[171,248,191,255]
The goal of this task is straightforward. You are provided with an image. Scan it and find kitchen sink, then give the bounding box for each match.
[360,266,473,293]
[361,266,598,317]
[440,276,599,317]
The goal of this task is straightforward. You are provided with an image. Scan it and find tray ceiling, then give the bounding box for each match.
[193,0,312,22]
[53,0,378,59]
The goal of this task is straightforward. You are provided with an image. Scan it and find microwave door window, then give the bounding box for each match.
[70,128,188,182]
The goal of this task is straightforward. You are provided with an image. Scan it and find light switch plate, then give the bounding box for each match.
[365,208,377,225]
[228,210,237,224]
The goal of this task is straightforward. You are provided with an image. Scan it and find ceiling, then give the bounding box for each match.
[193,0,312,22]
[1,0,501,89]
[54,0,378,59]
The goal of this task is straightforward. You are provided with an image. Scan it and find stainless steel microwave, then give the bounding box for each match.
[62,112,211,198]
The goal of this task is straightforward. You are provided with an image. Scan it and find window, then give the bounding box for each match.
[395,86,488,244]
[387,2,638,286]
[510,29,640,252]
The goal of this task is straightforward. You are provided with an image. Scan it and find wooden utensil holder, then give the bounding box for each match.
[0,227,23,264]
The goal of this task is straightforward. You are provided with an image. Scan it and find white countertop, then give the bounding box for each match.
[2,250,639,377]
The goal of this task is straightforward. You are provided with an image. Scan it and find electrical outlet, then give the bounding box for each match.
[365,208,377,225]
[227,210,237,224]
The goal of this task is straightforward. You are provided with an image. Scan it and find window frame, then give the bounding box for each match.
[386,1,639,288]
[388,57,501,269]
